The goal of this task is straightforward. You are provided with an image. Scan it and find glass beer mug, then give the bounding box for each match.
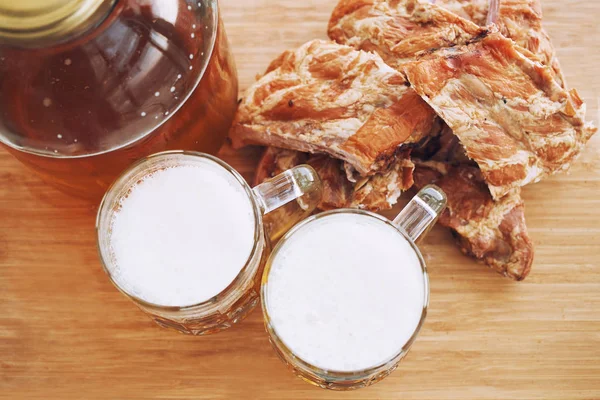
[0,0,238,199]
[96,150,322,335]
[261,186,447,390]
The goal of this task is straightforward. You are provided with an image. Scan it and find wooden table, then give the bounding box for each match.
[1,1,600,398]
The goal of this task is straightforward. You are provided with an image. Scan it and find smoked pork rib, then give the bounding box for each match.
[229,39,436,176]
[433,0,490,26]
[487,0,565,86]
[413,162,533,280]
[403,32,597,200]
[255,147,414,211]
[328,0,486,69]
[432,0,564,86]
[412,125,533,280]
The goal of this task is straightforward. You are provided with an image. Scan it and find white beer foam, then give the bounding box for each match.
[266,213,425,372]
[108,159,255,307]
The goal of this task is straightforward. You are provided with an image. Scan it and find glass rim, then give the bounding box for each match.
[0,0,220,159]
[95,149,264,312]
[260,208,430,379]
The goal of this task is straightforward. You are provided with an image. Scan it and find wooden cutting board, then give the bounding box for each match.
[1,1,599,399]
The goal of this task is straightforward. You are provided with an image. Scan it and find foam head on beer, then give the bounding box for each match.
[107,158,256,307]
[265,213,426,372]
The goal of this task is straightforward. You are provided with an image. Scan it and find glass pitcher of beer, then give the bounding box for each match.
[261,186,447,390]
[0,0,238,199]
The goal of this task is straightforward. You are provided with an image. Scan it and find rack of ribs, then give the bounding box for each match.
[328,0,486,69]
[411,124,533,280]
[403,31,596,200]
[229,39,436,177]
[487,0,565,86]
[413,161,533,280]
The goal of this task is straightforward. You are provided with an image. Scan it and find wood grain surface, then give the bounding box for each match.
[1,1,600,399]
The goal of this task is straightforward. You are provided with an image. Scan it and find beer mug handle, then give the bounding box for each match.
[252,165,322,240]
[392,185,447,244]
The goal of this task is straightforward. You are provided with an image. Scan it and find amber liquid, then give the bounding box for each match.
[0,1,238,200]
